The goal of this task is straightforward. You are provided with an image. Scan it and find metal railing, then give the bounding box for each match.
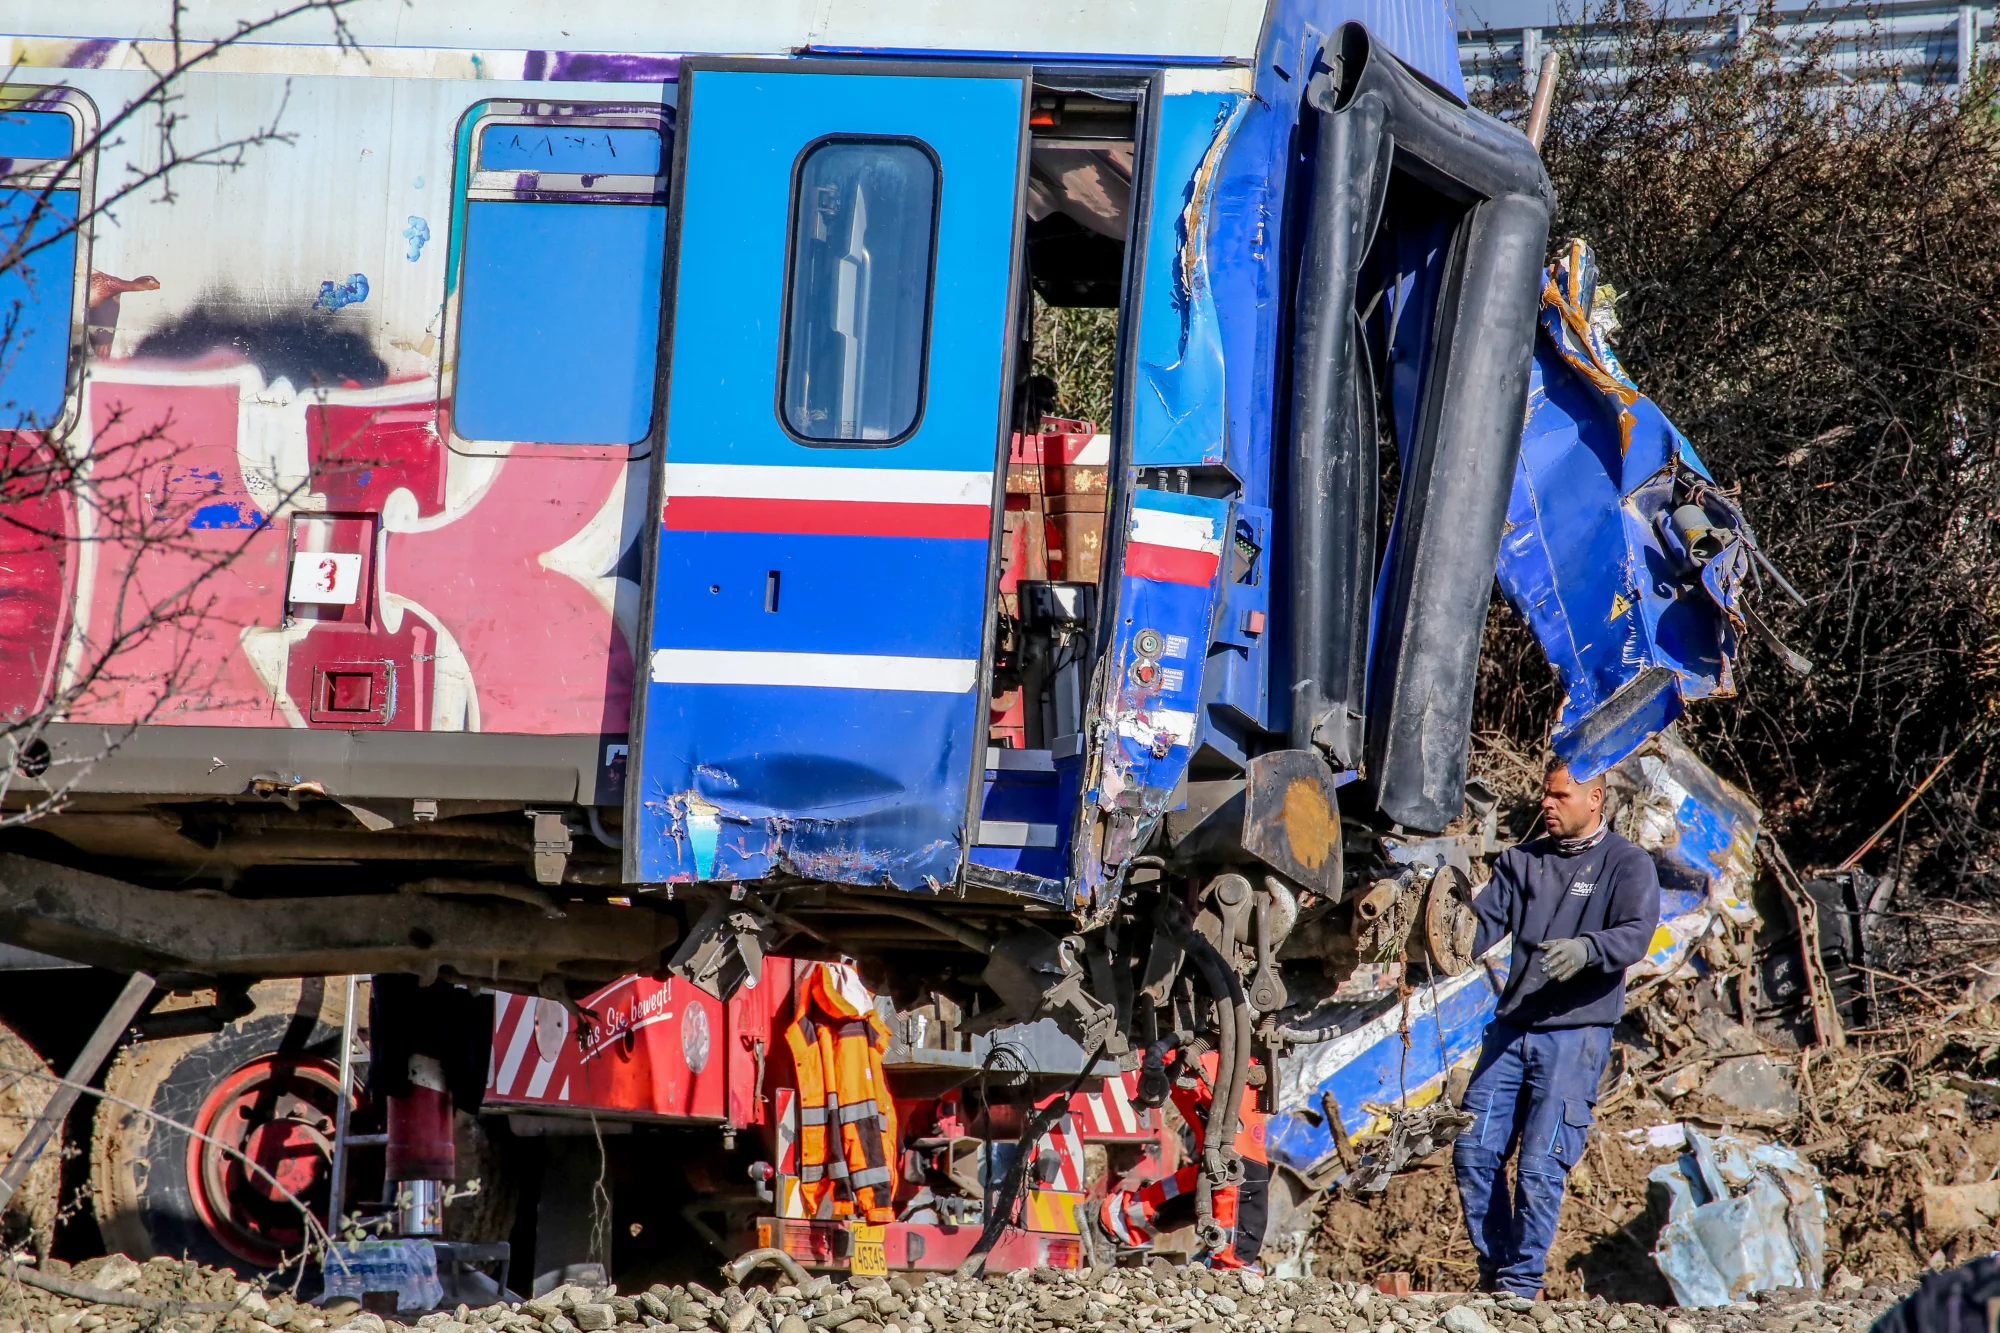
[1461,1,1995,95]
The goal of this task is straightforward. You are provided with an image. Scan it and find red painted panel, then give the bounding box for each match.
[0,437,76,723]
[68,380,288,726]
[40,371,637,735]
[486,958,793,1125]
[386,447,632,733]
[1124,540,1221,587]
[725,956,791,1130]
[486,975,724,1122]
[304,402,448,517]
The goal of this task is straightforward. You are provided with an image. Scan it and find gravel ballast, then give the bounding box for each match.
[0,1256,1913,1333]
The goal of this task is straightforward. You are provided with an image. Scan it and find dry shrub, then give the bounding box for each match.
[1472,2,2000,911]
[1032,296,1118,429]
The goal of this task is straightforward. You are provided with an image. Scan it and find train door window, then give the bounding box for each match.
[0,93,96,435]
[451,104,670,447]
[778,138,939,445]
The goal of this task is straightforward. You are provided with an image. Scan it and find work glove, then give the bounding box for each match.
[1538,936,1590,982]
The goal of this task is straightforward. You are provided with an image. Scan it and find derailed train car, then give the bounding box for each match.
[0,0,1794,1281]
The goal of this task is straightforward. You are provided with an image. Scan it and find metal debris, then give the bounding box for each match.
[1343,1102,1476,1194]
[1648,1131,1828,1307]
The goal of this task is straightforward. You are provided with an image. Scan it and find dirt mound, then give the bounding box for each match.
[1314,1029,2000,1302]
[1316,1093,1688,1301]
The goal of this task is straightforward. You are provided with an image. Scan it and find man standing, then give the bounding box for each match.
[1453,760,1661,1298]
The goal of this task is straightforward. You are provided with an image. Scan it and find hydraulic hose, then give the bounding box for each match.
[721,1247,811,1289]
[1182,930,1252,1168]
[1173,920,1252,1245]
[1136,1032,1182,1107]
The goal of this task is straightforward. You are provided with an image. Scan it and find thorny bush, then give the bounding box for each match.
[1470,2,2000,936]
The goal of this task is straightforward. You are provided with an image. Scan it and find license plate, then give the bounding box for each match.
[850,1223,887,1277]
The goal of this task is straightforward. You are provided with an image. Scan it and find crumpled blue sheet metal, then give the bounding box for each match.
[1648,1129,1828,1306]
[1612,730,1760,935]
[1497,239,1808,780]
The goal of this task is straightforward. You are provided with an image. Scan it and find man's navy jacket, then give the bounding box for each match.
[1469,826,1662,1029]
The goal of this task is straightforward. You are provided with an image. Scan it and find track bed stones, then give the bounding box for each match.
[0,1258,1913,1333]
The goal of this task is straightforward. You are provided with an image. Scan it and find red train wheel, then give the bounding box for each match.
[185,1054,346,1266]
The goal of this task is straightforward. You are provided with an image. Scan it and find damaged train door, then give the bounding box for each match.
[626,61,1030,890]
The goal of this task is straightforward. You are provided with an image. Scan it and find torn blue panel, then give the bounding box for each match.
[638,524,991,891]
[1130,91,1246,470]
[1208,0,1467,523]
[633,682,972,889]
[1497,241,1796,778]
[1268,960,1501,1167]
[1616,730,1761,925]
[1077,489,1229,904]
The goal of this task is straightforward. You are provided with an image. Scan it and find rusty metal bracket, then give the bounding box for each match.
[1242,750,1345,899]
[1762,836,1847,1050]
[527,810,573,886]
[666,896,776,1002]
[1423,865,1478,976]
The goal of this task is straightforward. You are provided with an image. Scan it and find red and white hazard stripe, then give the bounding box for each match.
[1071,1071,1140,1135]
[1033,1112,1088,1192]
[775,1087,798,1175]
[488,991,573,1103]
[1067,1072,1158,1140]
[774,1087,807,1219]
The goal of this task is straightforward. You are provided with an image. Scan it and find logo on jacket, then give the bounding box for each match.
[1568,880,1596,897]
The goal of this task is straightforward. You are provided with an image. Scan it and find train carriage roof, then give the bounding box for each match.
[7,0,1464,86]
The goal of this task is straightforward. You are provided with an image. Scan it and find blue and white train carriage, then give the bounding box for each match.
[0,0,1782,1271]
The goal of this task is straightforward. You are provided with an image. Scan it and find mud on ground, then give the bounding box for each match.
[1314,1033,2000,1302]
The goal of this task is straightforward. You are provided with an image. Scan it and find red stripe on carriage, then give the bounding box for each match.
[662,496,990,540]
[1125,541,1220,586]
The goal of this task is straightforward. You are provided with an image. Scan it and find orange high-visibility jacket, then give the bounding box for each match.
[784,963,900,1222]
[1168,1050,1269,1165]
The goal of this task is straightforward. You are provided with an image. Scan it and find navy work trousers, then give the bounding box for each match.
[1452,1021,1612,1296]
